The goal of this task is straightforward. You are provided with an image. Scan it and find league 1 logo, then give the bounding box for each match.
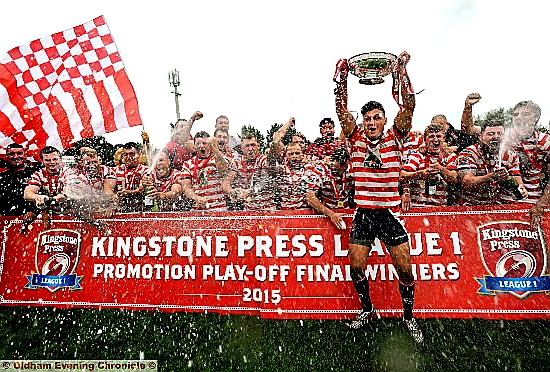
[476,221,550,299]
[25,229,83,292]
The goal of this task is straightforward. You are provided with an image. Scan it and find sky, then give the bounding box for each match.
[1,0,548,150]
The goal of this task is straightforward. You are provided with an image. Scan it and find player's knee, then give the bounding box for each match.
[398,269,415,286]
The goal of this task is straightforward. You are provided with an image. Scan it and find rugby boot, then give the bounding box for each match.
[348,305,379,329]
[403,317,424,344]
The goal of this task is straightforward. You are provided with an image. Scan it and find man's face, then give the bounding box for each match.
[320,122,335,138]
[285,144,304,167]
[81,154,100,175]
[122,148,140,167]
[325,157,347,176]
[6,147,26,169]
[424,131,446,153]
[512,106,538,138]
[242,138,260,161]
[215,132,229,148]
[481,126,504,153]
[362,109,387,140]
[291,135,307,152]
[42,152,62,174]
[155,152,171,177]
[215,118,229,131]
[195,137,211,158]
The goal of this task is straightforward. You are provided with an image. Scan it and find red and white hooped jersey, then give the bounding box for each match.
[401,151,457,207]
[231,154,277,211]
[513,131,550,204]
[457,144,521,205]
[113,163,148,192]
[77,165,115,191]
[348,125,405,209]
[149,169,184,211]
[28,166,79,197]
[302,162,352,209]
[275,164,309,210]
[182,155,227,211]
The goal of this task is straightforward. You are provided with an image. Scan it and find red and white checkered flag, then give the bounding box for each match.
[0,15,142,151]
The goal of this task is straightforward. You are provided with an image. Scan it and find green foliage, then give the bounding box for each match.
[1,307,549,371]
[236,125,265,155]
[265,123,297,147]
[475,107,513,129]
[63,136,117,167]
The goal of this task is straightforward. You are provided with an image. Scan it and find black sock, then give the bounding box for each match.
[351,268,373,311]
[399,283,415,320]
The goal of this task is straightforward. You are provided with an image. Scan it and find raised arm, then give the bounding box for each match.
[461,93,482,135]
[268,118,295,165]
[393,52,415,134]
[333,59,356,137]
[173,111,203,149]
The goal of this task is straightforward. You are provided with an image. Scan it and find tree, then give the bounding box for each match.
[235,125,265,154]
[63,136,117,166]
[265,123,297,147]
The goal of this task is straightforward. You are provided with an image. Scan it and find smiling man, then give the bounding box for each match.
[333,52,423,343]
[400,123,458,209]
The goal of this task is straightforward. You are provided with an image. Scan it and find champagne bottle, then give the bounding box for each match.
[425,175,440,196]
[143,177,159,212]
[499,176,524,200]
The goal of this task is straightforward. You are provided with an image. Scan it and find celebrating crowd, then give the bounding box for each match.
[2,93,546,226]
[1,52,549,343]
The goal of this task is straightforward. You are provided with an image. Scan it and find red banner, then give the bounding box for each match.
[1,205,549,319]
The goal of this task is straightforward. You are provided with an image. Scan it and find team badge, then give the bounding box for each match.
[25,229,83,292]
[476,221,550,299]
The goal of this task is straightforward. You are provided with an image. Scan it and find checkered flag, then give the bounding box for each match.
[0,15,142,151]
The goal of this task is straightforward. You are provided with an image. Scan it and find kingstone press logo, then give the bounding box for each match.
[25,229,83,292]
[476,221,550,299]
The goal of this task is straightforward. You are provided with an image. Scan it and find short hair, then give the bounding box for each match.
[513,100,541,123]
[214,128,228,137]
[286,143,302,153]
[361,101,385,116]
[479,119,504,133]
[292,132,307,142]
[242,132,258,142]
[215,115,229,124]
[194,131,210,140]
[319,118,334,127]
[122,142,140,151]
[424,123,444,137]
[76,146,98,162]
[6,143,24,150]
[431,114,448,124]
[330,146,350,165]
[39,146,60,159]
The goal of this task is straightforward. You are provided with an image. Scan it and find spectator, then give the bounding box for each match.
[303,146,353,229]
[222,132,277,211]
[400,123,458,209]
[166,111,202,170]
[141,149,183,211]
[457,120,527,205]
[113,142,148,212]
[0,144,40,216]
[181,131,229,211]
[268,118,310,210]
[305,118,342,160]
[333,52,422,342]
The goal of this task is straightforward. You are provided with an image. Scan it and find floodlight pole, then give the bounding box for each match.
[168,69,182,121]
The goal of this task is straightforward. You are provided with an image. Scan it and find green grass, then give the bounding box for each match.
[0,307,549,371]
